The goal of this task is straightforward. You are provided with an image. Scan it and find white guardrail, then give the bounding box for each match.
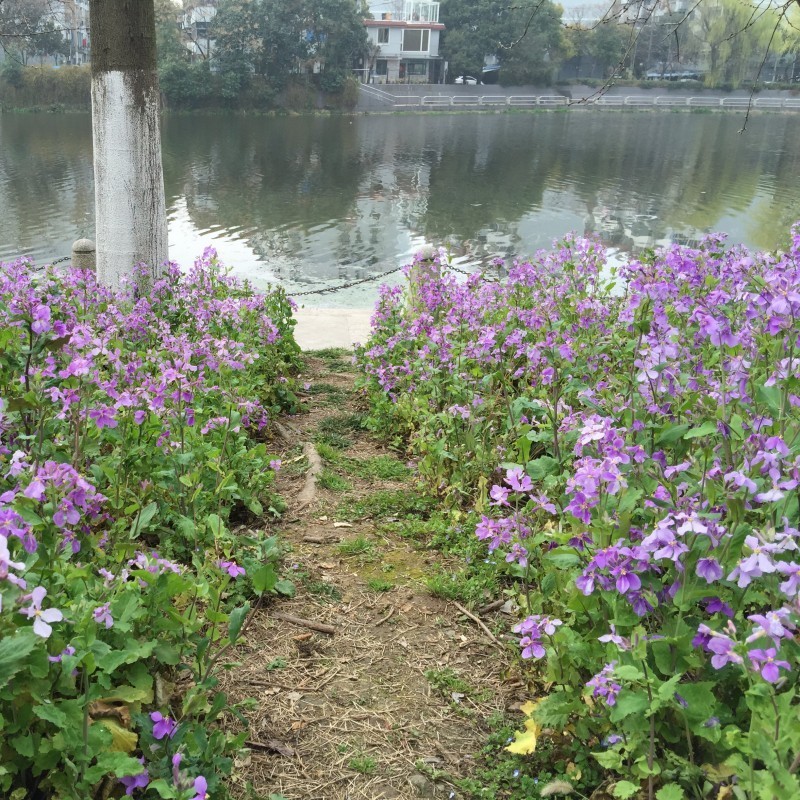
[360,86,800,111]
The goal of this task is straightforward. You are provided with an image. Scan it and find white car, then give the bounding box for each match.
[454,75,480,85]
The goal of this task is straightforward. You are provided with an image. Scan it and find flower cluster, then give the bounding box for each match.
[0,252,299,798]
[358,226,800,792]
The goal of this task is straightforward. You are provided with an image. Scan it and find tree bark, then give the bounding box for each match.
[90,0,167,290]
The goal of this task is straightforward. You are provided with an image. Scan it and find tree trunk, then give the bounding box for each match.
[90,0,167,290]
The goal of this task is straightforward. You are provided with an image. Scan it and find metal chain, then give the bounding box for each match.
[290,263,502,296]
[289,266,406,297]
[447,264,501,282]
[39,258,500,293]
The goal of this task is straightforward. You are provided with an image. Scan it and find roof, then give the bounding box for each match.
[364,19,445,29]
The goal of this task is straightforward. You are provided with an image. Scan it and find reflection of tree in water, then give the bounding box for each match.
[0,115,94,259]
[162,114,371,233]
[6,112,799,270]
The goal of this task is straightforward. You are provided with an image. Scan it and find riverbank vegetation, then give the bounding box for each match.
[2,0,799,112]
[0,252,301,798]
[357,228,800,798]
[4,225,800,798]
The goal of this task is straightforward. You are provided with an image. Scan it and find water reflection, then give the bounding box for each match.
[1,112,799,303]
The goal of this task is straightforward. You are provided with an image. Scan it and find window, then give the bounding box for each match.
[405,59,428,76]
[401,28,429,52]
[375,59,388,75]
[377,27,389,44]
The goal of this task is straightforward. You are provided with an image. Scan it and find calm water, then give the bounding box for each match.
[1,112,799,305]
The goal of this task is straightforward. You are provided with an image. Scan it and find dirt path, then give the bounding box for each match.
[222,352,519,800]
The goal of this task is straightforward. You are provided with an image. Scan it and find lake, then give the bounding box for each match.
[1,111,798,305]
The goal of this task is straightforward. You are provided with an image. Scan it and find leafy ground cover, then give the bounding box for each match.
[357,228,800,799]
[0,253,300,798]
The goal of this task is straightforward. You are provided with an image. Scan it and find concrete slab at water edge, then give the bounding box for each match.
[292,307,373,351]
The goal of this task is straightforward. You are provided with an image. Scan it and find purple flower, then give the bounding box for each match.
[598,624,630,650]
[48,644,76,663]
[120,759,149,796]
[707,635,742,669]
[172,752,183,784]
[586,662,621,707]
[489,484,510,507]
[696,557,723,584]
[613,567,641,595]
[746,609,794,646]
[777,562,800,597]
[93,603,114,629]
[20,587,63,638]
[217,560,245,578]
[269,459,282,471]
[150,711,177,740]
[191,776,210,800]
[23,479,46,501]
[748,648,791,683]
[88,406,118,430]
[505,467,532,494]
[31,304,51,335]
[704,597,734,618]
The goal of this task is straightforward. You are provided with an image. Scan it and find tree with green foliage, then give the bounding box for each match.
[154,0,212,108]
[211,0,366,94]
[440,0,566,85]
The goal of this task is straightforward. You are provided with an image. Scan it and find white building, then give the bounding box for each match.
[182,3,217,61]
[364,0,444,83]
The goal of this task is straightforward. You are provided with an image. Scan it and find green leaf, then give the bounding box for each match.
[543,551,580,569]
[610,689,649,722]
[11,734,35,758]
[275,579,295,597]
[84,752,145,782]
[656,424,691,445]
[593,749,624,770]
[33,704,68,728]
[617,489,644,514]
[757,383,782,415]
[251,564,277,594]
[526,456,560,480]
[0,629,39,687]
[613,780,641,799]
[228,602,250,643]
[614,665,644,681]
[128,501,158,538]
[96,641,155,673]
[656,784,686,800]
[684,421,718,439]
[147,778,180,798]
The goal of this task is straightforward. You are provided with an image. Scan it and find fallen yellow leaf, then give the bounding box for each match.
[96,719,138,753]
[520,699,539,716]
[506,717,540,755]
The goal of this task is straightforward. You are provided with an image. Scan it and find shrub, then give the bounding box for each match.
[358,228,800,797]
[0,251,300,798]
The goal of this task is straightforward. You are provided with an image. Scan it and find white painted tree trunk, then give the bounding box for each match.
[89,0,167,290]
[91,72,167,289]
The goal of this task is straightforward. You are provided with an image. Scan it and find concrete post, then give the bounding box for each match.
[72,239,96,271]
[408,245,440,314]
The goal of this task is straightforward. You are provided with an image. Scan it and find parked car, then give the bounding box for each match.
[454,75,480,85]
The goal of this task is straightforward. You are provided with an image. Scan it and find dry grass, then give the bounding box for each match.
[220,356,521,800]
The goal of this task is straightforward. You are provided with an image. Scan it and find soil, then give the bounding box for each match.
[220,355,523,800]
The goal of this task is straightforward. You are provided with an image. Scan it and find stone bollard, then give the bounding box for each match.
[71,239,96,271]
[408,245,440,315]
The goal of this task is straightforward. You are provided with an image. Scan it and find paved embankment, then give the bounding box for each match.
[293,308,373,351]
[357,82,800,113]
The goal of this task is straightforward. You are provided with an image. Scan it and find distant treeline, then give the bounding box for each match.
[0,62,360,112]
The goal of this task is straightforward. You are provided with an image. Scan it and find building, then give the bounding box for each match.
[56,0,90,65]
[364,0,444,84]
[182,3,217,62]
